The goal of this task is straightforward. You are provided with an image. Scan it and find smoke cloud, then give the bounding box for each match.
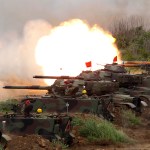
[0,20,51,99]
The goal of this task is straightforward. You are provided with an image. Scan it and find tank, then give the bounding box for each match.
[33,69,149,112]
[116,61,150,107]
[3,86,116,121]
[102,62,150,110]
[0,112,74,147]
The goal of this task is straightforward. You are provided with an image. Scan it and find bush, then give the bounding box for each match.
[122,110,141,127]
[73,117,131,144]
[112,17,150,61]
[72,116,84,126]
[52,140,68,149]
[0,99,19,112]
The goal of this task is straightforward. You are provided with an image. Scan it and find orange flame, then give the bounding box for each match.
[35,19,120,85]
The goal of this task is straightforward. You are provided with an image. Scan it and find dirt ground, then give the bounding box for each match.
[2,108,150,150]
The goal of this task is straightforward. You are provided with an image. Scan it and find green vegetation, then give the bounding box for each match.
[112,17,150,61]
[52,140,68,149]
[72,116,131,144]
[0,144,4,150]
[0,99,18,112]
[72,116,85,126]
[122,110,141,127]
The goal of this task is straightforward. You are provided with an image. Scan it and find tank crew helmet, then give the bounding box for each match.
[25,100,31,105]
[37,108,43,113]
[82,89,87,94]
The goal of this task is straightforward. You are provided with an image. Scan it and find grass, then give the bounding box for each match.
[52,140,69,149]
[122,110,141,127]
[72,116,85,126]
[0,99,19,113]
[72,116,131,144]
[0,145,4,150]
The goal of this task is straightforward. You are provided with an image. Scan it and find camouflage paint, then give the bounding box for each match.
[0,114,73,143]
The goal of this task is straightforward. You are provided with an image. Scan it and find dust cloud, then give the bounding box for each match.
[0,20,51,100]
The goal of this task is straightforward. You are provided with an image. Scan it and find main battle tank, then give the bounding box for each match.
[116,61,150,107]
[100,63,150,110]
[33,68,149,111]
[3,78,118,121]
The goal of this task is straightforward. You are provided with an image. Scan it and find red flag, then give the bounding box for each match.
[113,56,117,63]
[85,61,92,67]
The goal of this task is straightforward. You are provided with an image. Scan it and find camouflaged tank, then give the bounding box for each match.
[101,63,150,110]
[88,63,150,108]
[33,70,149,114]
[0,112,74,147]
[116,61,150,107]
[3,87,117,121]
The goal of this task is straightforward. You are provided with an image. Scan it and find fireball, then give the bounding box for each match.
[35,19,120,85]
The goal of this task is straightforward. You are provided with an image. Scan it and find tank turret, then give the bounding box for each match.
[33,74,119,96]
[98,63,143,87]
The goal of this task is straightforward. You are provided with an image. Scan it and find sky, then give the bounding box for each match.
[0,0,150,98]
[0,0,150,34]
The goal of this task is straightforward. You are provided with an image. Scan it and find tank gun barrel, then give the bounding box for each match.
[3,85,52,90]
[33,75,84,80]
[122,61,150,71]
[122,64,148,67]
[123,61,150,65]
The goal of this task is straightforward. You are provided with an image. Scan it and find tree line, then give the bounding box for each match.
[111,16,150,61]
